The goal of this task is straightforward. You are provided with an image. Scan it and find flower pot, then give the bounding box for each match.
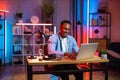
[101,54,107,59]
[18,19,23,23]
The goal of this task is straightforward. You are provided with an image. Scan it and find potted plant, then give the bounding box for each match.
[41,0,54,23]
[101,49,107,59]
[15,12,23,23]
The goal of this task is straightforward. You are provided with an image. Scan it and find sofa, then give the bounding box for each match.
[107,42,120,67]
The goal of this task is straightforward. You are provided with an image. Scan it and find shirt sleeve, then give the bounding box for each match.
[47,35,64,57]
[72,38,79,54]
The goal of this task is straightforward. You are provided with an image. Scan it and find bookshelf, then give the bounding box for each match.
[89,12,111,51]
[12,23,56,65]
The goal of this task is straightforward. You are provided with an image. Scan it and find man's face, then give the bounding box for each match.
[60,23,71,38]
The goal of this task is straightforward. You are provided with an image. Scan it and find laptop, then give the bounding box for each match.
[76,43,98,60]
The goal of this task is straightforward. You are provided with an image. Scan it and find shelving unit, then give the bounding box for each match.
[0,10,9,65]
[89,12,111,51]
[12,23,56,65]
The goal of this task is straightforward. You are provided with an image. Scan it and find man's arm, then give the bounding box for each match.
[47,35,64,57]
[72,37,79,54]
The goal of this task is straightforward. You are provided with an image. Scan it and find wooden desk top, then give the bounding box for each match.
[27,56,109,66]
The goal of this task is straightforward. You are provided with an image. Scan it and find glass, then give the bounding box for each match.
[38,49,43,56]
[38,49,43,61]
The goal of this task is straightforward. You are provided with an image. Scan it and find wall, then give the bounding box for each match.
[1,0,120,64]
[0,0,70,63]
[0,0,44,63]
[0,0,44,23]
[108,0,120,42]
[53,0,70,31]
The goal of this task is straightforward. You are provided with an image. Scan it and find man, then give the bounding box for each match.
[47,20,83,80]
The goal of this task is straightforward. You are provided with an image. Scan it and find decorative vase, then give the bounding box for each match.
[18,19,23,23]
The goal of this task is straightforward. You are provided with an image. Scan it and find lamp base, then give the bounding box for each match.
[28,56,37,59]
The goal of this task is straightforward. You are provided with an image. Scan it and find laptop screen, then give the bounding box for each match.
[76,43,98,60]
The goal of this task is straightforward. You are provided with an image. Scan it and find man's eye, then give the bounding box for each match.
[64,28,70,30]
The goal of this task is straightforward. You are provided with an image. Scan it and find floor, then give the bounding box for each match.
[0,64,120,80]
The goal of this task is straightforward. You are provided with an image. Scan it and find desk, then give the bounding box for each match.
[26,56,109,80]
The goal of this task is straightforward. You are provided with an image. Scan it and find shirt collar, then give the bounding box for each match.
[58,32,69,40]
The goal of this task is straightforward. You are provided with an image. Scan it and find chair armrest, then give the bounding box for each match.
[107,50,120,59]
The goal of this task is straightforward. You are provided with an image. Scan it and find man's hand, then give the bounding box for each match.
[64,52,75,59]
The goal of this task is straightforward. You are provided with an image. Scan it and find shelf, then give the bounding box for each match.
[89,12,110,14]
[0,10,9,13]
[89,38,110,39]
[21,43,46,46]
[0,10,8,65]
[89,12,111,51]
[89,25,111,27]
[13,34,23,36]
[12,23,54,65]
[16,23,53,26]
[0,49,4,50]
[0,34,4,35]
[0,19,4,21]
[12,54,23,56]
[12,44,23,45]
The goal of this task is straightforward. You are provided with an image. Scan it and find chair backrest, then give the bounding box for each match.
[109,42,120,53]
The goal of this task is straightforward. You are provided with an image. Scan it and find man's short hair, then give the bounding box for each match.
[60,20,71,26]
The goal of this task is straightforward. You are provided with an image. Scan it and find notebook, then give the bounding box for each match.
[76,43,98,60]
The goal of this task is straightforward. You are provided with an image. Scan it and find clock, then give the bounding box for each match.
[31,16,39,23]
